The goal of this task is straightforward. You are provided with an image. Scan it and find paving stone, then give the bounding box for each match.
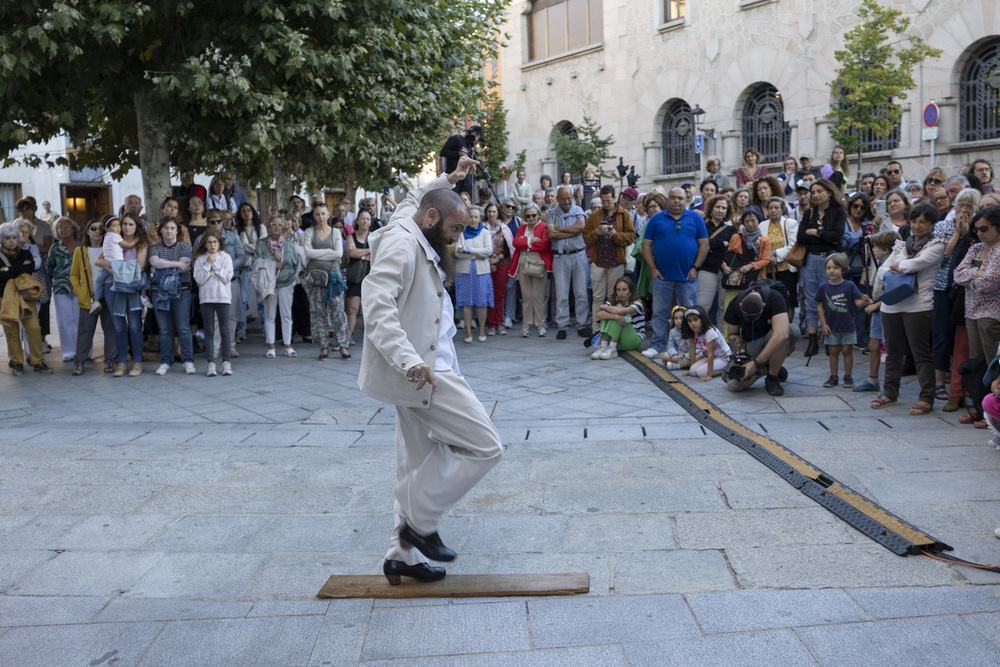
[796,615,1000,664]
[628,455,733,481]
[613,550,738,594]
[238,553,380,601]
[674,508,857,548]
[9,551,163,597]
[624,629,816,666]
[530,456,628,483]
[461,515,566,554]
[126,552,271,600]
[718,478,817,509]
[247,600,329,617]
[962,612,1000,647]
[30,484,162,514]
[727,543,965,589]
[138,484,353,514]
[0,515,82,552]
[448,645,627,666]
[874,445,1000,473]
[529,594,699,648]
[141,615,323,667]
[248,516,371,552]
[0,621,163,667]
[563,514,677,553]
[151,515,274,551]
[363,601,529,659]
[0,595,109,627]
[94,598,253,623]
[775,395,855,413]
[640,423,708,440]
[49,514,176,551]
[686,589,868,633]
[506,440,654,460]
[855,470,1000,505]
[848,585,1000,619]
[938,540,1000,585]
[307,598,372,667]
[884,502,999,541]
[543,480,725,514]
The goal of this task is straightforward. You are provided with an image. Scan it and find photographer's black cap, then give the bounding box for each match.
[740,292,765,320]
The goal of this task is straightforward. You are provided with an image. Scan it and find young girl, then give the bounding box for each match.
[853,231,901,393]
[816,252,871,388]
[661,306,689,370]
[192,231,234,376]
[90,217,139,313]
[591,277,645,360]
[681,306,731,381]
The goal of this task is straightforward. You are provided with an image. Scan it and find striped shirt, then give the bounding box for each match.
[606,298,646,338]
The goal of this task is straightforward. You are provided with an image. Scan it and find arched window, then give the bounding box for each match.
[742,84,790,164]
[552,121,578,182]
[661,100,697,174]
[960,39,1000,143]
[834,91,900,152]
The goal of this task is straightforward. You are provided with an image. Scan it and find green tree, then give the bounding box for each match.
[0,1,507,208]
[476,89,509,184]
[550,114,615,180]
[827,0,941,184]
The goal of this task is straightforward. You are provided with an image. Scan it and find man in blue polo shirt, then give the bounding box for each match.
[641,187,708,358]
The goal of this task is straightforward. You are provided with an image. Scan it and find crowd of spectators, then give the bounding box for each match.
[3,156,1000,438]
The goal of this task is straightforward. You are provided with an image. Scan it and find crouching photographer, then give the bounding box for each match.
[723,280,798,396]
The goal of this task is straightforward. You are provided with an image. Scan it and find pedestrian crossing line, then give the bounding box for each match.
[623,350,952,557]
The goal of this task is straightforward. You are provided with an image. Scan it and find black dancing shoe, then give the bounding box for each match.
[383,559,446,585]
[399,523,456,562]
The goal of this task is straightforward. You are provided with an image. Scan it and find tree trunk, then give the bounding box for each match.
[274,164,294,211]
[134,91,172,220]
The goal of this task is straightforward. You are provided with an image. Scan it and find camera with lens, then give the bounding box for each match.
[723,353,754,381]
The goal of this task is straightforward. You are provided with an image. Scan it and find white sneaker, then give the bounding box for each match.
[89,301,102,315]
[231,346,239,358]
[206,363,217,377]
[591,347,605,360]
[504,318,512,328]
[600,347,618,360]
[665,361,680,370]
[184,362,196,375]
[140,294,153,309]
[498,326,506,336]
[221,361,233,376]
[487,328,496,336]
[538,327,547,337]
[641,348,660,359]
[522,327,530,338]
[478,335,487,342]
[155,363,170,376]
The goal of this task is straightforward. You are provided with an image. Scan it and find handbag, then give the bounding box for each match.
[879,271,917,305]
[306,269,329,288]
[723,234,757,289]
[785,242,807,268]
[111,258,142,294]
[521,251,546,278]
[346,257,369,284]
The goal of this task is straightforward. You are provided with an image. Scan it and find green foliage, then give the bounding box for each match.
[827,0,941,163]
[0,0,509,192]
[508,149,527,177]
[477,89,509,183]
[550,115,615,180]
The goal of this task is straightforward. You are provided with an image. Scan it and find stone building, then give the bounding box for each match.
[501,0,1000,190]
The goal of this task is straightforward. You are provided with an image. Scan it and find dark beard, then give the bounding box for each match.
[423,222,455,288]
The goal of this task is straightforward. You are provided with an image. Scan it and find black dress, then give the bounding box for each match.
[345,231,370,299]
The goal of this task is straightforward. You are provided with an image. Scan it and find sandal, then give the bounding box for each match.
[871,395,897,409]
[103,361,115,374]
[934,385,949,401]
[975,419,989,429]
[909,402,933,416]
[340,348,351,360]
[319,348,329,360]
[959,414,978,424]
[72,364,84,376]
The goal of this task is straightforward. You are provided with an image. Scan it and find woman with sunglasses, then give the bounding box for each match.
[484,202,513,336]
[509,205,553,337]
[797,179,847,357]
[954,205,1000,376]
[499,198,522,328]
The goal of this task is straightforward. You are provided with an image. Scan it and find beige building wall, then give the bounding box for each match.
[500,0,1000,190]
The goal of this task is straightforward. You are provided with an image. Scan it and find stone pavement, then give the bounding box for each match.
[1,324,1000,665]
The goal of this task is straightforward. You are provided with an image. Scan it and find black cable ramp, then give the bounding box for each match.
[622,350,952,557]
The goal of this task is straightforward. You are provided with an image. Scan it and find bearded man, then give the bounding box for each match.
[359,155,503,585]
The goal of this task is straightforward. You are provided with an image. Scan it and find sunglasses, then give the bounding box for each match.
[976,225,991,233]
[887,169,901,174]
[88,226,101,232]
[504,205,516,210]
[926,178,942,184]
[208,219,223,224]
[524,214,539,219]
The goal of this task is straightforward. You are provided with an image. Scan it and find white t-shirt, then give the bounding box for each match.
[694,326,731,361]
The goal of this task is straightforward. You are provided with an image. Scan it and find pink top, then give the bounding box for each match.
[954,242,1000,319]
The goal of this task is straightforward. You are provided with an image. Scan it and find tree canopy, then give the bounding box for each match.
[550,115,615,180]
[827,0,940,178]
[0,0,508,200]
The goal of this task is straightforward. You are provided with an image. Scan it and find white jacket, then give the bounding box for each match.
[880,238,945,315]
[760,216,800,273]
[359,173,454,408]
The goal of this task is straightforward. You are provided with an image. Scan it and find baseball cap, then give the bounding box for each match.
[799,153,812,160]
[681,180,696,187]
[622,187,639,200]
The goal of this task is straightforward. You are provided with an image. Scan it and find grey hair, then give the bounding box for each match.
[556,185,574,197]
[954,187,982,208]
[0,222,21,242]
[54,216,79,239]
[15,219,32,232]
[944,174,970,188]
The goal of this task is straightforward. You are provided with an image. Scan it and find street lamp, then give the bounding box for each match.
[691,104,706,182]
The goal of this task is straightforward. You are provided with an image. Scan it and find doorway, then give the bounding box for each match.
[61,185,112,227]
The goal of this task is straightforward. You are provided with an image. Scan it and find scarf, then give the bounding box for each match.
[742,227,762,253]
[463,223,484,240]
[267,235,285,260]
[905,233,931,259]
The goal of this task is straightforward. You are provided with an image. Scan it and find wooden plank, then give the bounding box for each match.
[316,573,590,599]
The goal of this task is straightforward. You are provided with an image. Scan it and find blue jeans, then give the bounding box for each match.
[650,276,698,352]
[238,268,250,332]
[111,291,143,365]
[800,254,827,328]
[155,289,194,365]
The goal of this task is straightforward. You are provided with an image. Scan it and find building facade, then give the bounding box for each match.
[501,0,1000,189]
